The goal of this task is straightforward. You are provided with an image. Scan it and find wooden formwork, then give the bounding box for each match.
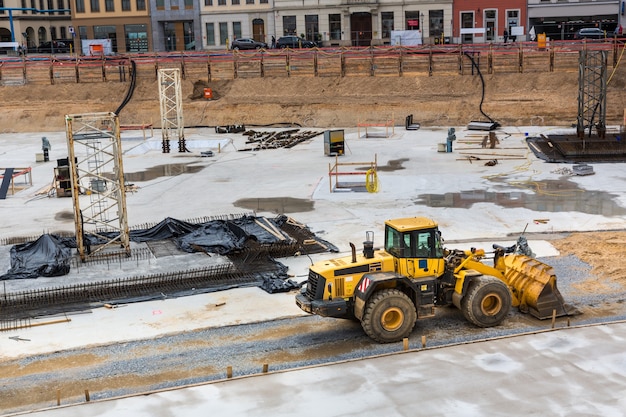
[343,55,372,76]
[103,62,129,82]
[288,55,316,77]
[77,62,105,82]
[522,52,552,72]
[372,56,399,76]
[262,55,288,77]
[489,52,521,74]
[317,54,342,77]
[25,61,53,85]
[134,59,158,79]
[0,61,25,85]
[430,54,462,75]
[551,50,579,72]
[183,60,209,82]
[235,56,262,78]
[401,54,432,76]
[209,58,235,80]
[50,61,77,84]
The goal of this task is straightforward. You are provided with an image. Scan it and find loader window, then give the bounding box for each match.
[416,232,431,257]
[385,226,408,257]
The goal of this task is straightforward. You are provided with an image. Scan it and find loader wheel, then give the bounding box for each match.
[461,276,511,328]
[361,289,417,343]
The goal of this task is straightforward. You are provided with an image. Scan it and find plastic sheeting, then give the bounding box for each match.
[1,234,72,280]
[1,216,327,283]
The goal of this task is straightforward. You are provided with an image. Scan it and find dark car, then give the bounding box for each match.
[231,38,268,50]
[37,41,70,53]
[574,28,605,39]
[276,36,316,49]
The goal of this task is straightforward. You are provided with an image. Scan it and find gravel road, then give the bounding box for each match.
[2,251,626,416]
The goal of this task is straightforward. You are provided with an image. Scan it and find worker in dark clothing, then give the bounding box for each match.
[41,136,51,162]
[503,29,509,43]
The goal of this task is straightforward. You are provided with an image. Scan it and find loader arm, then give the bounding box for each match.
[452,250,576,320]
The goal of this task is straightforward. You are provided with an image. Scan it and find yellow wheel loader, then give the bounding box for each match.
[295,217,578,343]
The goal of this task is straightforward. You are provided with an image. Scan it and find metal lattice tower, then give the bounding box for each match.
[65,112,131,261]
[158,68,186,153]
[577,50,607,140]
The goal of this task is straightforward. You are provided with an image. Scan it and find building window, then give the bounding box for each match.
[170,0,178,10]
[136,0,145,10]
[79,25,87,39]
[259,0,266,3]
[329,14,341,40]
[233,21,241,39]
[232,0,239,4]
[75,0,84,12]
[94,25,116,51]
[21,0,26,13]
[58,0,66,15]
[184,0,192,8]
[60,26,66,38]
[283,15,296,36]
[246,0,253,4]
[90,0,99,12]
[429,10,443,39]
[125,24,148,52]
[122,0,130,11]
[105,0,114,11]
[219,22,227,45]
[305,15,318,42]
[218,0,225,5]
[183,21,194,49]
[156,0,164,10]
[31,0,36,14]
[381,11,393,39]
[50,27,57,40]
[205,0,212,5]
[206,23,215,45]
[405,11,419,31]
[507,9,520,39]
[47,0,53,14]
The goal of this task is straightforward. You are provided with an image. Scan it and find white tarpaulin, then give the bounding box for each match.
[390,30,422,46]
[81,39,113,56]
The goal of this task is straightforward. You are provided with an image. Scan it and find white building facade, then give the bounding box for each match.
[200,0,453,49]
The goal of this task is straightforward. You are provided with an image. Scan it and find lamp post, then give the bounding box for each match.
[420,13,425,43]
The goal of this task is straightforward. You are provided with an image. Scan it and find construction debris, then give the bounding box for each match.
[481,131,500,149]
[239,129,322,151]
[215,125,246,134]
[572,163,594,176]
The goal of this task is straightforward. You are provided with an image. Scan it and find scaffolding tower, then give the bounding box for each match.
[65,112,131,261]
[577,50,607,140]
[158,68,186,153]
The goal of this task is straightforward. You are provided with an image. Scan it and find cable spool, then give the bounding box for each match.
[365,169,379,193]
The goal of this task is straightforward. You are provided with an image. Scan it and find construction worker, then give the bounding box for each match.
[41,136,51,162]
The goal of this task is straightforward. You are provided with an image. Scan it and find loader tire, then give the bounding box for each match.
[361,289,417,343]
[461,276,511,328]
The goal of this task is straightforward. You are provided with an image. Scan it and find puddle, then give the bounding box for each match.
[55,211,75,221]
[121,164,205,182]
[414,179,626,216]
[234,197,314,214]
[355,158,409,172]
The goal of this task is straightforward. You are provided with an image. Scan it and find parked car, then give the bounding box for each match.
[574,28,605,40]
[37,41,70,53]
[230,38,268,50]
[276,36,316,49]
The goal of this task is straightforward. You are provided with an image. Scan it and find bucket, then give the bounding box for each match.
[203,88,213,99]
[437,143,447,153]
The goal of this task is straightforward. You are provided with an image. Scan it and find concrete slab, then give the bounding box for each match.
[19,321,626,417]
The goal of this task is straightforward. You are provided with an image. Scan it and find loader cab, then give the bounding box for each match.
[384,217,445,279]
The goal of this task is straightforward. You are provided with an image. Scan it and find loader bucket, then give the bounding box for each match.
[502,254,579,319]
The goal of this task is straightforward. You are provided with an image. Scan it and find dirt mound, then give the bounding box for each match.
[1,69,625,133]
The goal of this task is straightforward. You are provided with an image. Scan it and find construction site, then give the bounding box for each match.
[2,41,626,415]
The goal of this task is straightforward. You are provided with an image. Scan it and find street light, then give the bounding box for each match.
[420,13,425,42]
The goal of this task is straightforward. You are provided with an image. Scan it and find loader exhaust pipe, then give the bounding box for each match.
[363,231,375,259]
[350,242,357,263]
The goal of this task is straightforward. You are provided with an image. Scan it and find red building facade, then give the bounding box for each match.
[453,0,527,43]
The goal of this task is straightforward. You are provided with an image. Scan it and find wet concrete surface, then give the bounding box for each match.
[233,197,315,214]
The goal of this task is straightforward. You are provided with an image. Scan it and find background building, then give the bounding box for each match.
[0,0,72,51]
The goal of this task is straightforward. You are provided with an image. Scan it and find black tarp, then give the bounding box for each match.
[1,216,327,282]
[1,234,72,280]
